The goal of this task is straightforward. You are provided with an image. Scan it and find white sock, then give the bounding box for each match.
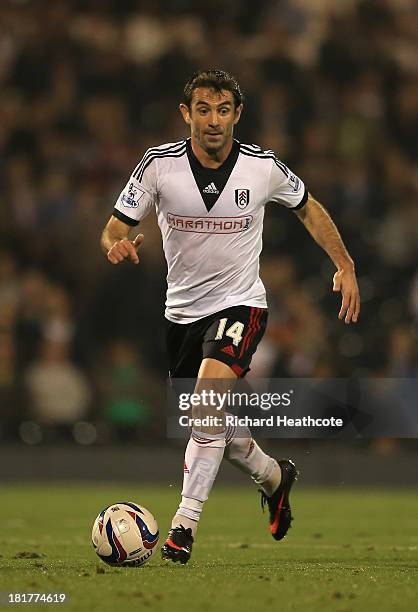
[224,421,281,496]
[172,429,226,537]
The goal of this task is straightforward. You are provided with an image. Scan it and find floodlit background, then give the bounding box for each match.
[0,0,417,477]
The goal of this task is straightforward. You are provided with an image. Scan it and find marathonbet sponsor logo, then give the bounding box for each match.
[167,213,253,233]
[202,182,219,194]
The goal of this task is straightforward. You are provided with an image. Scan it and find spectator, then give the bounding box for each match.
[25,338,91,440]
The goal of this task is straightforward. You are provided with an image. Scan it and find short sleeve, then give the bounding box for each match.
[113,151,158,226]
[267,157,308,210]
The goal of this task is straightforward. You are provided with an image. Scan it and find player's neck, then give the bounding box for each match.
[191,137,234,169]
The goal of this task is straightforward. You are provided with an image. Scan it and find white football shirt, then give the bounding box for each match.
[113,139,307,323]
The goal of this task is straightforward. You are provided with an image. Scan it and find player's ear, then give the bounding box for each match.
[233,104,243,125]
[179,103,191,125]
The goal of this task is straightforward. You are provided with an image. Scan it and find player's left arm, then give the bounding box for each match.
[294,193,360,324]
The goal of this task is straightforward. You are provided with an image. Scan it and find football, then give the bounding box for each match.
[92,502,159,567]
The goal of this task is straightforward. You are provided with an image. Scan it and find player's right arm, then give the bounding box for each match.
[100,217,144,265]
[101,149,158,265]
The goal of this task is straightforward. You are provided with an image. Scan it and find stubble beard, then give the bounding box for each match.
[196,128,230,159]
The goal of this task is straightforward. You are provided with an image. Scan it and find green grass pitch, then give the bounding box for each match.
[1,484,417,611]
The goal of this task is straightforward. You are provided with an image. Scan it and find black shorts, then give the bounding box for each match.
[166,305,268,379]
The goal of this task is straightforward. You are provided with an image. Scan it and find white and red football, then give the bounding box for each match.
[92,501,159,567]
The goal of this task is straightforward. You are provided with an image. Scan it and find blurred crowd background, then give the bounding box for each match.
[0,0,417,446]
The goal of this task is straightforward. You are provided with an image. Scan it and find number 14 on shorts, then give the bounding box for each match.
[215,318,244,346]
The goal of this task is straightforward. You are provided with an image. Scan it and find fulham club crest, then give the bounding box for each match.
[235,189,250,209]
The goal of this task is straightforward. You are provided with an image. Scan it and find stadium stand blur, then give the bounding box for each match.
[0,0,417,450]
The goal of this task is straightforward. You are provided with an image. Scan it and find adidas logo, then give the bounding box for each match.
[221,345,235,357]
[203,182,219,194]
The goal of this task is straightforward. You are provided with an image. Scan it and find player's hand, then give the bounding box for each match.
[333,267,360,324]
[107,234,144,265]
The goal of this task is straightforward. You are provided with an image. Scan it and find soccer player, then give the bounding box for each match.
[100,70,360,564]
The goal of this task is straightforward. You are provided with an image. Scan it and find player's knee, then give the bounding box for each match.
[190,406,226,436]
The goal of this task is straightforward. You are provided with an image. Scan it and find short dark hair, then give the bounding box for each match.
[183,69,244,109]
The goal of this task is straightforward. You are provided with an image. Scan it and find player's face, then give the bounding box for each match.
[180,88,242,154]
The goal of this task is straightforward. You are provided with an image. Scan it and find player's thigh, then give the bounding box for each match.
[197,357,237,379]
[196,357,237,409]
[202,306,268,378]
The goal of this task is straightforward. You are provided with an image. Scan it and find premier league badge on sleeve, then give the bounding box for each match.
[235,189,250,209]
[289,173,300,193]
[122,181,145,207]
